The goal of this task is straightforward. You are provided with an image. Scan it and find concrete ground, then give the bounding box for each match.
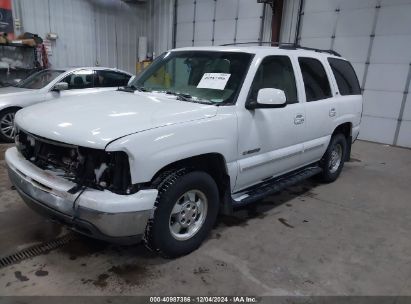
[0,140,410,296]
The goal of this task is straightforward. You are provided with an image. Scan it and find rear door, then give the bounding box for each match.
[327,57,363,140]
[297,57,337,165]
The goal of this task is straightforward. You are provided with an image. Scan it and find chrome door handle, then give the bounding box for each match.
[294,114,305,125]
[329,108,336,117]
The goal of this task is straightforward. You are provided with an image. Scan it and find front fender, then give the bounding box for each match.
[0,100,17,112]
[0,94,45,111]
[106,108,238,186]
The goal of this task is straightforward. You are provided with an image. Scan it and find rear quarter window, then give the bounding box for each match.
[328,58,361,95]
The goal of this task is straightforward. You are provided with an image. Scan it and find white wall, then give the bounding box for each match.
[175,0,266,48]
[12,0,147,73]
[146,0,174,58]
[94,0,147,72]
[279,0,300,44]
[11,0,270,73]
[282,0,411,148]
[149,0,273,55]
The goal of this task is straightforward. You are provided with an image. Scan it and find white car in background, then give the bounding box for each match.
[0,67,132,142]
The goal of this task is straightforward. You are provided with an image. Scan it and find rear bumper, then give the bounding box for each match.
[6,147,158,244]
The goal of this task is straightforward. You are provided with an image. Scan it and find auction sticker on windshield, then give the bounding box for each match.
[197,73,231,90]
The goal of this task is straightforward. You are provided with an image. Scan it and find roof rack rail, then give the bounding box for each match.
[219,41,341,57]
[220,41,292,47]
[294,45,341,57]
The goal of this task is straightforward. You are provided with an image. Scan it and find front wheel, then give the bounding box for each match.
[318,134,347,183]
[145,170,219,258]
[0,108,18,143]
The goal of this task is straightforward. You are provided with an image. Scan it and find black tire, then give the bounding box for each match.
[0,108,18,143]
[318,133,347,183]
[145,170,219,258]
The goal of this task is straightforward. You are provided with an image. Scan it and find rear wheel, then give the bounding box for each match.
[0,108,18,143]
[145,170,219,258]
[318,134,347,183]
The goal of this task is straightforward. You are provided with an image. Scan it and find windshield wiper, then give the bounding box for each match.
[165,91,192,101]
[118,85,148,93]
[165,91,214,105]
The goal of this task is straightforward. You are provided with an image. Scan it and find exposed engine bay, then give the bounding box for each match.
[15,129,133,195]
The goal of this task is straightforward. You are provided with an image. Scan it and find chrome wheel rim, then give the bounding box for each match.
[0,112,16,140]
[169,190,208,241]
[329,143,343,174]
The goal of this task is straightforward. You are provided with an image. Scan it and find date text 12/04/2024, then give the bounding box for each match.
[149,296,259,303]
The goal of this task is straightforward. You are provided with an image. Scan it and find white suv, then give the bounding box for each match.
[5,46,362,257]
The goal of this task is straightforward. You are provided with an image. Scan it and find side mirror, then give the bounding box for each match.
[247,88,287,110]
[52,82,68,92]
[127,76,136,86]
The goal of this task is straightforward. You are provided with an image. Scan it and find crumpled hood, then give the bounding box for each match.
[15,90,217,149]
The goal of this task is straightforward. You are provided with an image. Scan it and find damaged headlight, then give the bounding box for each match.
[74,148,133,194]
[16,129,134,195]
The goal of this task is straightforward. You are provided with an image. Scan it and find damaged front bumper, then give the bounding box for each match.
[6,147,158,244]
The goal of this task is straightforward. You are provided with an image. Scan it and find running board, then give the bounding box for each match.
[232,166,322,207]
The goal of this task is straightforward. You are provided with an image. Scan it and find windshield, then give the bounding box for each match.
[16,70,65,89]
[132,51,254,104]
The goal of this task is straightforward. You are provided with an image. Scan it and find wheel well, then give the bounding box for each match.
[0,106,22,114]
[332,122,352,161]
[333,122,352,140]
[150,153,230,199]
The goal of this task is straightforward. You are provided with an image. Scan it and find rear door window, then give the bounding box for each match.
[298,57,332,102]
[95,70,131,87]
[328,58,361,95]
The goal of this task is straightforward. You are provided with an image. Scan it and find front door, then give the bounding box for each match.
[235,55,306,192]
[45,69,112,101]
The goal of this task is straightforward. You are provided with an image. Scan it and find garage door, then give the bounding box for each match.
[296,0,411,147]
[175,0,265,48]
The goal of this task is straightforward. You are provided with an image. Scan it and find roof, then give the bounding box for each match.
[51,66,132,75]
